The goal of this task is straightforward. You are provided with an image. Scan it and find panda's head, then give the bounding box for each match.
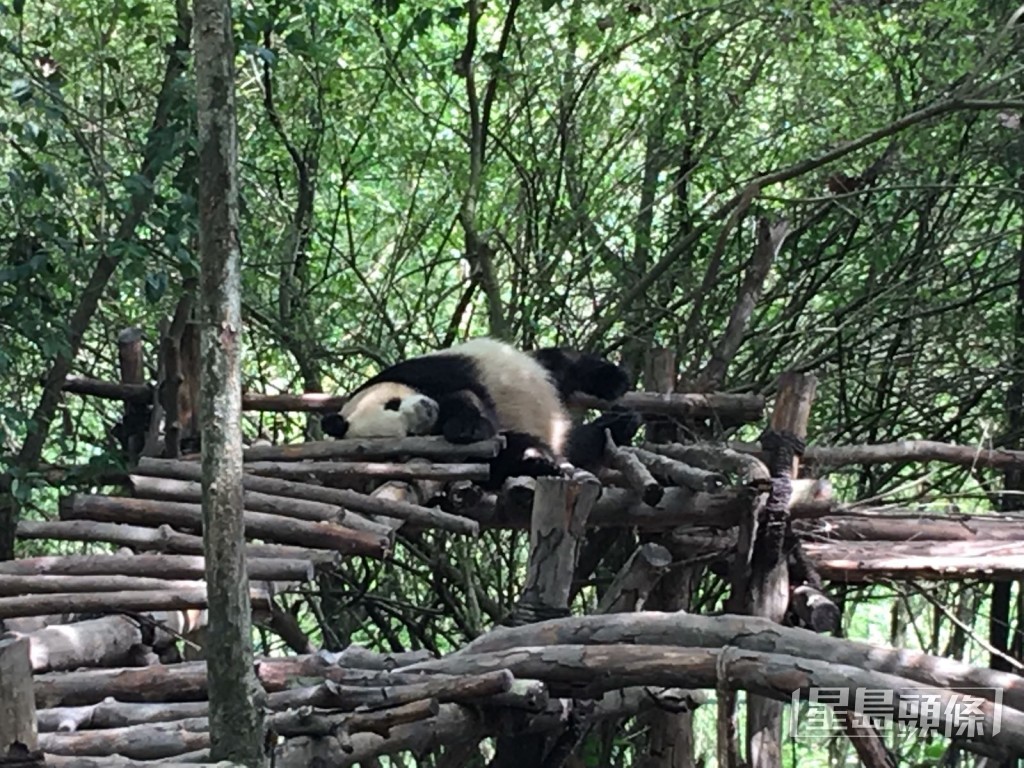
[321,382,439,440]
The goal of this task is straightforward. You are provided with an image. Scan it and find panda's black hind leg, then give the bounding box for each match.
[485,431,563,489]
[565,405,643,473]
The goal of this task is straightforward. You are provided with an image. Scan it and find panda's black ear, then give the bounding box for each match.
[321,413,349,439]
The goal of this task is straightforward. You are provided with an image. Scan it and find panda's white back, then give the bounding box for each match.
[430,338,571,453]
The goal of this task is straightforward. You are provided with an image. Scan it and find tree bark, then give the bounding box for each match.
[193,0,266,761]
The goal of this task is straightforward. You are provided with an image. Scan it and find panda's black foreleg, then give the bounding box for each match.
[486,431,564,489]
[436,389,499,444]
[533,348,631,402]
[566,405,643,473]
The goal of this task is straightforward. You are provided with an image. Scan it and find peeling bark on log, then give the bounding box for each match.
[0,587,270,620]
[244,460,491,483]
[430,612,1024,712]
[512,476,602,624]
[62,494,390,558]
[596,542,673,614]
[16,520,340,566]
[0,555,313,582]
[135,457,480,536]
[403,643,1024,755]
[129,475,393,538]
[6,615,142,673]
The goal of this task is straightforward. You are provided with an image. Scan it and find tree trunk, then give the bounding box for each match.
[194,0,267,762]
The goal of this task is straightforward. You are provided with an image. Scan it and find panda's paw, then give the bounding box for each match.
[519,447,563,479]
[443,414,497,444]
[591,405,643,445]
[573,358,631,401]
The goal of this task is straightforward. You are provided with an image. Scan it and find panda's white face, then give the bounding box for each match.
[340,383,439,438]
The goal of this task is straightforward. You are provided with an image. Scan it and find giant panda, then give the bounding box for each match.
[320,337,640,488]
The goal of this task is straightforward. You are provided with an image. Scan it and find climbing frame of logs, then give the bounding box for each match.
[8,329,1024,765]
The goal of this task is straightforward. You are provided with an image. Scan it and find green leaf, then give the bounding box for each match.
[10,78,32,104]
[144,271,168,303]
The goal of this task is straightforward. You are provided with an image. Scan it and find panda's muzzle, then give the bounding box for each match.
[405,396,440,434]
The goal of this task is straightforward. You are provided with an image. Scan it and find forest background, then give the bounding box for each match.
[3,0,1024,764]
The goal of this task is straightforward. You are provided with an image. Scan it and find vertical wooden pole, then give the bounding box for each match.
[0,637,41,764]
[194,0,266,761]
[746,371,817,768]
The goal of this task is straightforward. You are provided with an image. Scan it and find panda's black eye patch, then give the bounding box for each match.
[384,398,402,411]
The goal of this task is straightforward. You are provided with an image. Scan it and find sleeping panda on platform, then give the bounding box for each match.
[320,337,641,489]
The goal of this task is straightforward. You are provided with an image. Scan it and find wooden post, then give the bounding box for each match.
[512,475,601,623]
[745,371,816,768]
[115,327,150,462]
[644,347,678,444]
[0,637,42,766]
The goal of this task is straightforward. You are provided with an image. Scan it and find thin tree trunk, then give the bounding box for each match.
[194,0,267,763]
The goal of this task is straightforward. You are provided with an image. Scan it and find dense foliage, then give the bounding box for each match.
[3,0,1024,764]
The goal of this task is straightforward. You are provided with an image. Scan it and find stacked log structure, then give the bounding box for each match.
[8,347,1024,764]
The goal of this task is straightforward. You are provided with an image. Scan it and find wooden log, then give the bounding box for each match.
[624,446,727,492]
[128,475,394,538]
[135,457,480,536]
[62,378,764,423]
[242,436,504,462]
[728,438,1024,472]
[0,638,38,755]
[38,699,211,733]
[595,542,673,614]
[0,588,270,620]
[62,495,390,558]
[15,520,341,566]
[243,460,491,483]
[37,720,210,760]
[405,643,1024,755]
[511,474,601,625]
[37,670,514,732]
[573,391,764,423]
[746,370,818,768]
[61,377,151,403]
[116,327,150,463]
[795,514,1024,542]
[43,758,236,768]
[268,698,440,742]
[33,654,445,709]
[0,555,313,582]
[265,669,514,712]
[603,431,663,506]
[806,541,1024,581]
[241,392,348,412]
[0,575,216,596]
[434,612,1024,712]
[6,616,142,674]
